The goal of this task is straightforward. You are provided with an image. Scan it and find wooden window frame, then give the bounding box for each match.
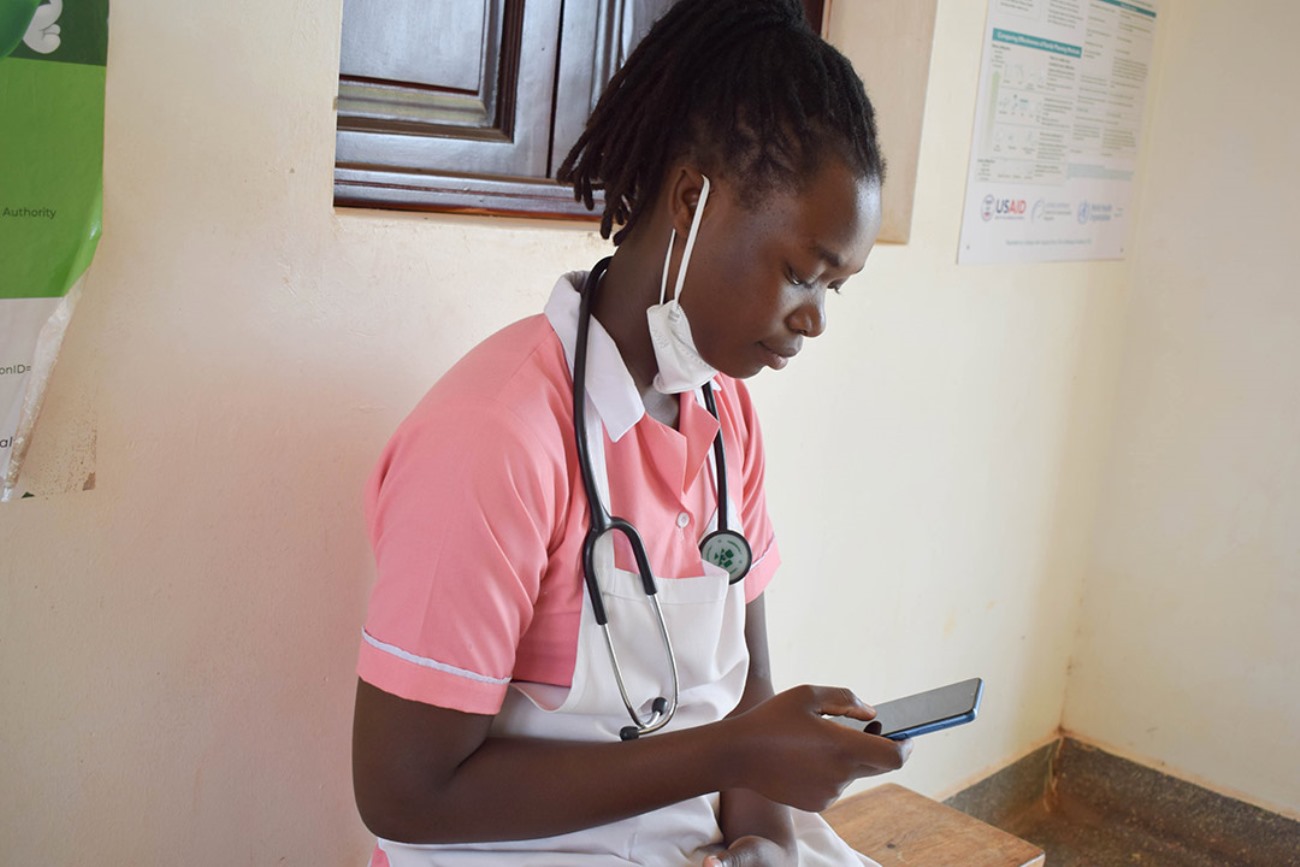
[332,0,935,244]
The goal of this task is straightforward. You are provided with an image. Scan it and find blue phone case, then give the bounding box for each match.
[870,677,985,740]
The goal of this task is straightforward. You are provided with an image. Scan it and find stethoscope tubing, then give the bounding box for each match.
[574,258,680,738]
[572,257,746,738]
[574,259,659,616]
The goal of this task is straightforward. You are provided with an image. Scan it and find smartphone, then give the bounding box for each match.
[838,677,984,740]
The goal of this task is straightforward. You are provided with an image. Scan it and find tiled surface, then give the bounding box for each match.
[946,741,1056,825]
[1004,799,1249,866]
[946,739,1300,867]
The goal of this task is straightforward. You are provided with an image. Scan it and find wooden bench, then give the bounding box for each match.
[824,783,1046,866]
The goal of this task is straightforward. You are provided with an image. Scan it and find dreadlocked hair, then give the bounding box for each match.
[557,0,884,244]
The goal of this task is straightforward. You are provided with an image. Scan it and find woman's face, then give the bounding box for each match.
[677,157,882,379]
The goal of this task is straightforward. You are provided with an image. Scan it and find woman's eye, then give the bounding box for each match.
[787,269,808,287]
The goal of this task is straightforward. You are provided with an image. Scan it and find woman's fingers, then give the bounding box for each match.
[852,732,913,775]
[702,835,792,866]
[722,685,913,812]
[797,684,877,721]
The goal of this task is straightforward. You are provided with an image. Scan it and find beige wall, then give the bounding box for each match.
[3,0,1289,863]
[1062,0,1300,817]
[760,0,1127,798]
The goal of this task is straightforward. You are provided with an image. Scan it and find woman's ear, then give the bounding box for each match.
[666,166,708,237]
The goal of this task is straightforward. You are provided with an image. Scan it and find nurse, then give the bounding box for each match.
[352,0,910,864]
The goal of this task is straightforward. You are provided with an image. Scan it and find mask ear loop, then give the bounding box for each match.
[658,230,676,306]
[659,175,712,306]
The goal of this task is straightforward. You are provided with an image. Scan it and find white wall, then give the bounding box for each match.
[1062,0,1300,817]
[0,0,1213,863]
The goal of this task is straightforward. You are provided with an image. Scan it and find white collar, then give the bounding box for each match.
[545,272,645,442]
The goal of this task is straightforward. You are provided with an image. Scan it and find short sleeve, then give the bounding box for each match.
[358,395,565,715]
[726,379,781,602]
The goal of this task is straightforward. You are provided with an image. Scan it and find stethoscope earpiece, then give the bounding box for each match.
[619,697,670,740]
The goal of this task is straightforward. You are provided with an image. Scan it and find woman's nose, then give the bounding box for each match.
[788,290,827,338]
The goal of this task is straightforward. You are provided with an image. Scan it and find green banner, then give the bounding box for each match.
[1,0,108,499]
[1,0,107,300]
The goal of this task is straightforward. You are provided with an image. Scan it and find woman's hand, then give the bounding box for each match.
[702,834,794,866]
[719,684,913,813]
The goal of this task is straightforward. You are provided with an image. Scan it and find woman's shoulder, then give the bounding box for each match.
[715,374,760,421]
[398,314,573,452]
[712,374,767,460]
[443,314,565,393]
[365,314,576,564]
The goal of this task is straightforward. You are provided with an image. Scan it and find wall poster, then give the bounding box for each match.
[0,0,108,500]
[958,0,1157,264]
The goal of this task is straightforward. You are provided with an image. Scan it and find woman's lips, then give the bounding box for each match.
[759,341,797,370]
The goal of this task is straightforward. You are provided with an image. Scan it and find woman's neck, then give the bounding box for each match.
[591,239,680,428]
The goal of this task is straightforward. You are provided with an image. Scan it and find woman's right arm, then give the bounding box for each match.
[352,677,911,845]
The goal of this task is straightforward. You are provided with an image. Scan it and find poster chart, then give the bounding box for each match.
[958,0,1157,264]
[0,0,107,500]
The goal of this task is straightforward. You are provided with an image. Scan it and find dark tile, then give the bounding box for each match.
[1006,800,1230,867]
[946,738,1300,867]
[946,741,1058,827]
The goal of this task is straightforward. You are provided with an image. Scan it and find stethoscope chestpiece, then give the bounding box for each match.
[698,382,753,585]
[700,529,753,584]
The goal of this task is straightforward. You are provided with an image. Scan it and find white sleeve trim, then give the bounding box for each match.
[361,629,512,686]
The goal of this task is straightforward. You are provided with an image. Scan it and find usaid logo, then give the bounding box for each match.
[995,197,1027,216]
[983,195,1027,220]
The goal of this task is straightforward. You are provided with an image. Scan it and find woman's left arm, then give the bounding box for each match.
[707,595,798,866]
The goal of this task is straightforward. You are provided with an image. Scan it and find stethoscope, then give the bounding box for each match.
[573,257,752,740]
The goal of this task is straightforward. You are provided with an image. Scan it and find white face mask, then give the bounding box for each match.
[646,175,718,395]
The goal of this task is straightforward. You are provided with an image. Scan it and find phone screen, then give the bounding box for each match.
[864,677,984,740]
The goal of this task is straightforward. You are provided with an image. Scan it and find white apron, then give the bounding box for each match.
[375,287,876,866]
